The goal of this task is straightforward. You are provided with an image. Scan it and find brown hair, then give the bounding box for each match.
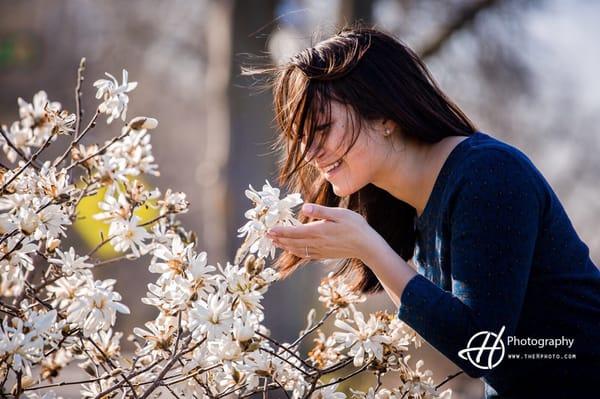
[244,25,476,294]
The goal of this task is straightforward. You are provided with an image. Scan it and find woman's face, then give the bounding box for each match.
[300,101,389,197]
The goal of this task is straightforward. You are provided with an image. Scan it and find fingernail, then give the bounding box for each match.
[302,204,313,214]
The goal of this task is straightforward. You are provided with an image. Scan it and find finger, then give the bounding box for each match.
[284,245,316,259]
[274,236,312,248]
[270,236,315,257]
[268,220,326,238]
[301,203,347,221]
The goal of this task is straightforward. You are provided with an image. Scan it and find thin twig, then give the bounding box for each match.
[136,212,172,228]
[87,233,114,257]
[273,378,291,399]
[74,59,86,136]
[317,357,353,375]
[237,383,280,399]
[66,125,132,172]
[258,347,312,377]
[53,109,100,167]
[87,337,140,399]
[24,372,116,392]
[0,235,25,263]
[93,359,163,399]
[139,336,200,399]
[1,133,54,194]
[290,306,338,350]
[375,372,382,392]
[165,385,182,398]
[15,370,23,398]
[0,229,19,247]
[216,382,251,399]
[255,331,313,371]
[435,370,464,390]
[313,360,373,391]
[162,364,220,387]
[0,125,40,169]
[93,255,130,267]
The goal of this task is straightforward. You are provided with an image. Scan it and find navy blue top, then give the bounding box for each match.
[397,131,600,398]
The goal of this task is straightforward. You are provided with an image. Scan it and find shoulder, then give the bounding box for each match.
[451,134,545,192]
[460,137,537,180]
[446,136,547,216]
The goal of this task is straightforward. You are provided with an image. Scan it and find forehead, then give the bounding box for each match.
[291,100,350,131]
[313,99,347,123]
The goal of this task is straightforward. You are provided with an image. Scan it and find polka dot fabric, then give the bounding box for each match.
[397,131,600,398]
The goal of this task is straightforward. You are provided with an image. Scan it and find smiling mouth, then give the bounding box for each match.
[322,159,343,175]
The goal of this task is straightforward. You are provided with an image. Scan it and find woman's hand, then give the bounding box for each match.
[266,203,377,261]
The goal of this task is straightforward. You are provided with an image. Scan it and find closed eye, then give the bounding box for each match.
[315,123,331,132]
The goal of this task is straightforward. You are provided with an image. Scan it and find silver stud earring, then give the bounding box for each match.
[384,128,391,137]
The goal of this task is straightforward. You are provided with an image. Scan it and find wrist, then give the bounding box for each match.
[358,226,418,307]
[359,226,390,267]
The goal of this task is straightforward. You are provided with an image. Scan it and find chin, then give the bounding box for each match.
[331,183,357,197]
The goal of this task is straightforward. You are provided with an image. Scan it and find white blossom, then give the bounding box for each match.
[158,189,189,214]
[0,64,448,399]
[149,235,193,278]
[205,335,243,364]
[35,202,71,239]
[48,247,93,276]
[108,215,151,257]
[37,163,74,200]
[141,277,191,313]
[233,313,258,343]
[218,262,264,318]
[318,272,366,315]
[133,314,178,358]
[94,186,132,223]
[17,90,62,142]
[188,289,234,340]
[66,278,130,337]
[1,121,31,162]
[25,391,63,399]
[80,377,120,398]
[237,180,303,259]
[186,250,217,298]
[46,275,87,310]
[311,383,346,399]
[112,128,159,176]
[0,310,58,376]
[333,311,392,367]
[93,69,137,124]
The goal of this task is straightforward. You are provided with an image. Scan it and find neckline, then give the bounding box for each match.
[415,131,481,226]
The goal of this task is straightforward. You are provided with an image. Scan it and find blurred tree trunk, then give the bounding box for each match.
[201,0,234,262]
[226,0,278,259]
[201,0,277,262]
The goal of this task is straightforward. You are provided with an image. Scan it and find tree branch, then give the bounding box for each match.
[419,0,500,59]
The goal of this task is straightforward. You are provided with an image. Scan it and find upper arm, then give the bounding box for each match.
[449,149,541,335]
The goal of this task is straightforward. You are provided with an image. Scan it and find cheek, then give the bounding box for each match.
[331,148,374,196]
[347,140,378,177]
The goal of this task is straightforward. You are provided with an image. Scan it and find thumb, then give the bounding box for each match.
[301,203,345,221]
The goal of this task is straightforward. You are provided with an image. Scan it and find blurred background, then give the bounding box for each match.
[1,0,599,397]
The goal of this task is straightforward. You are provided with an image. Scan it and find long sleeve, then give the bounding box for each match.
[397,149,541,378]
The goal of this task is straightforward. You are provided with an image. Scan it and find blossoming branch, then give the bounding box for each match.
[0,58,452,399]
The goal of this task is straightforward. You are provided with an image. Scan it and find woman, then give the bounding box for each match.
[249,27,600,398]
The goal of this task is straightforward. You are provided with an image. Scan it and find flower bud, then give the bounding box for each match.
[46,237,61,253]
[128,116,158,130]
[19,211,39,236]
